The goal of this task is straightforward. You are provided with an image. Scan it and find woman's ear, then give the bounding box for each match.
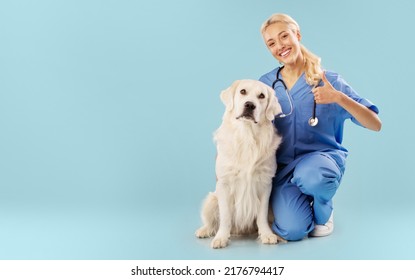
[220,80,240,112]
[296,30,302,42]
[266,85,282,121]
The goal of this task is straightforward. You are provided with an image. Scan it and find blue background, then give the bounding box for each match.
[1,0,414,259]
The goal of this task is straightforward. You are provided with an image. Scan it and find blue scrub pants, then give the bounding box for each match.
[270,153,343,241]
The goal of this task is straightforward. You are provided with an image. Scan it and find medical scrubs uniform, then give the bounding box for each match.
[259,67,379,241]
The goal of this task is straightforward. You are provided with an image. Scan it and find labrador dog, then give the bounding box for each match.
[195,79,284,249]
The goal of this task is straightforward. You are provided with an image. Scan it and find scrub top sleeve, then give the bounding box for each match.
[259,73,273,87]
[330,73,380,127]
[259,75,270,85]
[259,67,279,88]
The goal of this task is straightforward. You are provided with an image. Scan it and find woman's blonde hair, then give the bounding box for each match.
[261,13,322,86]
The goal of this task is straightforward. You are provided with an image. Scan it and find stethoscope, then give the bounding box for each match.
[272,66,319,127]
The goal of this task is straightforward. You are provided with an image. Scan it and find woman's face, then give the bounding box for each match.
[262,22,302,66]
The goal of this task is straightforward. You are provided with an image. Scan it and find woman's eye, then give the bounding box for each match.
[240,89,246,95]
[258,93,265,99]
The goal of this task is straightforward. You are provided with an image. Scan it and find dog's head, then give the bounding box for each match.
[220,80,282,124]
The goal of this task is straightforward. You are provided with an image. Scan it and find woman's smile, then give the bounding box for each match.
[279,48,291,59]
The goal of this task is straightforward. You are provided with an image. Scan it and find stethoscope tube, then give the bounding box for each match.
[272,66,319,127]
[272,66,294,118]
[308,99,318,127]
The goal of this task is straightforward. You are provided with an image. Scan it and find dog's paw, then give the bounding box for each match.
[211,237,229,249]
[260,233,279,245]
[195,226,213,239]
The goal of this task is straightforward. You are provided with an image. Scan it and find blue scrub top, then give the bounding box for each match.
[259,67,379,176]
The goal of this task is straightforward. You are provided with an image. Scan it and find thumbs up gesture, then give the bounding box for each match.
[312,71,341,104]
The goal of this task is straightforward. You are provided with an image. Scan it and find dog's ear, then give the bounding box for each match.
[265,84,282,121]
[220,80,240,112]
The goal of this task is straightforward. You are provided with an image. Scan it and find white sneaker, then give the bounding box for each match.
[309,212,334,237]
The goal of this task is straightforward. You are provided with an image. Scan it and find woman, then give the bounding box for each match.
[259,14,382,241]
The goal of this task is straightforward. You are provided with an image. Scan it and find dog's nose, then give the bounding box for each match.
[244,101,256,110]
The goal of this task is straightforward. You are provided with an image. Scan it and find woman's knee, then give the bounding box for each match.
[272,218,312,241]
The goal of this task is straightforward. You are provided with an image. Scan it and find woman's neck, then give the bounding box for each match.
[280,59,305,90]
[281,56,305,78]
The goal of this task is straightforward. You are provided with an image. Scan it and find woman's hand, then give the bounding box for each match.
[312,72,341,104]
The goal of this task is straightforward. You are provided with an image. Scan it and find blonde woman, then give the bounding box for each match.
[259,14,382,241]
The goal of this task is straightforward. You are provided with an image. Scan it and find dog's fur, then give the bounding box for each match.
[195,80,284,249]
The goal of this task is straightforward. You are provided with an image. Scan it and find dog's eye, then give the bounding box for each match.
[258,93,265,99]
[240,89,246,95]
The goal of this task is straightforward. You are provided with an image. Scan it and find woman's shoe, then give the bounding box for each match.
[309,212,334,237]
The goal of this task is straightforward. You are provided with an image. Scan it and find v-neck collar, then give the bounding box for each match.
[277,67,305,92]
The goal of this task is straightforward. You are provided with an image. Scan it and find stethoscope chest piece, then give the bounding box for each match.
[308,117,319,127]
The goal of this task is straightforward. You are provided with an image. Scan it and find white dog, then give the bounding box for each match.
[195,79,284,249]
